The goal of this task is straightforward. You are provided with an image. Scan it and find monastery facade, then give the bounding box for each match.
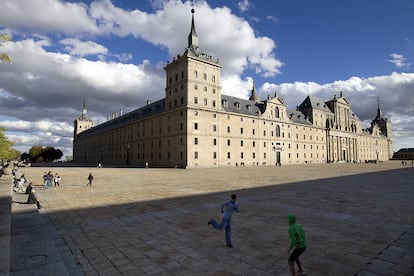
[73,9,393,168]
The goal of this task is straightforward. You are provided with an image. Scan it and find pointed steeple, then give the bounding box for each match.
[187,8,200,55]
[376,97,382,120]
[249,81,260,102]
[80,98,92,122]
[82,98,87,119]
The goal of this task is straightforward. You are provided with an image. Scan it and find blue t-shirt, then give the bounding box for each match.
[221,200,239,220]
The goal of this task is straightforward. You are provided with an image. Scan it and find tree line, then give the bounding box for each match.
[0,128,63,163]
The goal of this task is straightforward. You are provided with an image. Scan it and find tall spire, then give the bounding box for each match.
[376,96,382,120]
[81,98,88,120]
[249,80,260,102]
[187,7,200,55]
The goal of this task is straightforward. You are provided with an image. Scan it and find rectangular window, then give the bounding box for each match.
[204,87,207,92]
[195,152,198,159]
[203,73,207,80]
[194,137,198,145]
[212,100,216,107]
[213,138,217,145]
[194,97,198,104]
[227,152,231,159]
[240,140,244,147]
[241,128,243,134]
[213,124,217,132]
[204,98,208,105]
[213,152,217,159]
[227,126,231,133]
[194,123,198,130]
[227,139,231,146]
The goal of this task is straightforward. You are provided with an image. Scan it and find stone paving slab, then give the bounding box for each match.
[0,175,12,275]
[3,161,414,275]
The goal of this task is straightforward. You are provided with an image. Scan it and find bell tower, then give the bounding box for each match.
[73,98,93,136]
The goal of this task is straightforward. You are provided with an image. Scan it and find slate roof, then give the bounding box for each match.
[287,110,313,125]
[300,95,333,113]
[77,99,165,137]
[221,95,263,116]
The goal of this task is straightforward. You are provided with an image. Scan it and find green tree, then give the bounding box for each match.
[0,127,20,160]
[28,146,64,162]
[0,35,12,64]
[20,152,29,162]
[29,146,43,162]
[42,147,63,162]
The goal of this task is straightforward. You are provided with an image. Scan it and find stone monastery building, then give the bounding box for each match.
[73,9,393,168]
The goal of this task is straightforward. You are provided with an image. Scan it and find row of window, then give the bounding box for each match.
[194,97,216,107]
[194,122,324,141]
[194,137,325,152]
[193,151,324,160]
[169,70,217,84]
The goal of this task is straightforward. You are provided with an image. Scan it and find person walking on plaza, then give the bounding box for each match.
[287,214,307,276]
[43,172,48,189]
[14,174,27,192]
[207,194,240,248]
[54,173,61,187]
[87,173,94,187]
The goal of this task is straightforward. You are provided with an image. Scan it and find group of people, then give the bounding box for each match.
[43,171,61,189]
[11,169,42,209]
[208,194,307,276]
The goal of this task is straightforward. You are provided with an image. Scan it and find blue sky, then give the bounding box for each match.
[0,0,413,158]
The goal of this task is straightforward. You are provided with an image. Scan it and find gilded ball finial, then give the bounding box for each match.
[191,8,195,14]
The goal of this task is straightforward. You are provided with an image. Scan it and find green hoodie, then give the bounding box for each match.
[288,214,306,251]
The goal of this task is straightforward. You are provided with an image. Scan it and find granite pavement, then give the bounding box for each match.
[1,161,413,275]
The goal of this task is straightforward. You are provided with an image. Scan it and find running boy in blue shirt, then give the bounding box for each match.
[208,194,240,248]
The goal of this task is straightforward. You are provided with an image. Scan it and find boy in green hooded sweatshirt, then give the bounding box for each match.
[287,214,306,276]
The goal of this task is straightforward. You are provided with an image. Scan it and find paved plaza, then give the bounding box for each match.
[1,161,413,275]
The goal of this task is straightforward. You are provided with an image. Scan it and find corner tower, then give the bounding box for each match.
[371,97,392,138]
[73,98,93,136]
[164,8,222,112]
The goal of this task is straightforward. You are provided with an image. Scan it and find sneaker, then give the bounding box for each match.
[207,220,211,225]
[298,270,306,276]
[226,244,233,248]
